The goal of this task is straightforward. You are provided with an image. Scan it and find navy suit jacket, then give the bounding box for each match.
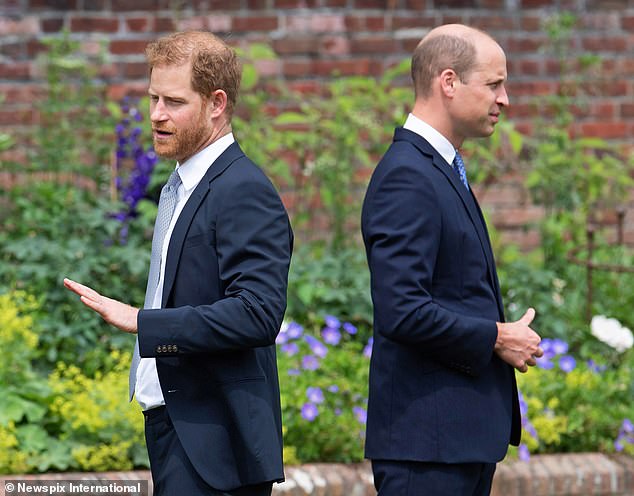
[361,128,520,464]
[137,142,293,491]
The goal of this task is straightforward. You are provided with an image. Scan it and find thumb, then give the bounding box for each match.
[518,307,535,326]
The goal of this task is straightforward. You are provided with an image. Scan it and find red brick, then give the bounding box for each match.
[623,15,634,30]
[28,0,78,8]
[313,59,371,76]
[282,59,313,78]
[208,0,244,8]
[246,0,269,7]
[111,0,161,11]
[582,36,628,52]
[435,0,476,6]
[621,103,634,118]
[392,16,435,30]
[521,15,541,31]
[506,80,554,96]
[232,16,279,32]
[350,36,399,54]
[519,59,541,76]
[345,16,387,31]
[406,0,428,8]
[0,107,35,126]
[506,102,536,119]
[274,0,303,6]
[26,39,47,58]
[121,62,149,79]
[41,17,65,32]
[109,39,152,55]
[470,16,516,31]
[580,12,620,29]
[273,37,319,56]
[581,121,628,139]
[506,36,547,53]
[323,0,347,6]
[154,17,176,32]
[70,16,119,33]
[0,62,31,79]
[320,36,351,56]
[353,0,388,7]
[0,42,23,59]
[0,84,45,104]
[126,17,151,32]
[521,0,552,5]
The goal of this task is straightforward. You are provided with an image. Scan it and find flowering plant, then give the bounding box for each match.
[590,315,634,353]
[277,316,372,463]
[514,336,633,460]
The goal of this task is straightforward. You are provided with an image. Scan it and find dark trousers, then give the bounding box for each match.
[372,459,496,496]
[144,406,273,496]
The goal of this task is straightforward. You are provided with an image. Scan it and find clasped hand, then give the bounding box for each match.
[494,308,543,373]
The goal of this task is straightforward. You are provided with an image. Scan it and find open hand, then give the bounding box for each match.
[63,278,139,334]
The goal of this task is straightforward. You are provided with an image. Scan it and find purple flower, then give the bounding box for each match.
[363,337,374,358]
[306,387,325,404]
[301,355,319,371]
[518,443,531,461]
[353,406,367,424]
[322,326,341,345]
[621,419,634,434]
[281,342,299,356]
[558,355,576,373]
[536,356,554,369]
[324,315,341,329]
[540,338,555,359]
[301,403,318,422]
[288,368,300,376]
[304,335,328,358]
[276,331,289,345]
[551,339,568,355]
[587,359,607,374]
[343,322,357,335]
[287,322,304,339]
[328,385,339,393]
[334,408,342,416]
[615,438,625,452]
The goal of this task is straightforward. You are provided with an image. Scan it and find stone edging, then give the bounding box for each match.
[3,453,633,496]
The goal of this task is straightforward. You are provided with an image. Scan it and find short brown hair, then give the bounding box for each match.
[146,31,242,118]
[411,34,477,99]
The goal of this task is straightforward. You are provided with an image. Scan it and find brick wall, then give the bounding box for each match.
[1,0,633,248]
[5,453,634,495]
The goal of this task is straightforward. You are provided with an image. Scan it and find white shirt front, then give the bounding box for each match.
[403,113,456,167]
[135,133,235,411]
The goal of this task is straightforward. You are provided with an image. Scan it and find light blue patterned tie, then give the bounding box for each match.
[452,150,469,190]
[129,169,181,400]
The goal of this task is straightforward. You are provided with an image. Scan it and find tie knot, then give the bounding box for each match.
[165,170,181,191]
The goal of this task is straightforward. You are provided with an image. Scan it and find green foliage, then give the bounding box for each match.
[277,317,371,463]
[287,244,372,336]
[235,57,411,250]
[0,183,151,368]
[29,31,114,179]
[516,352,634,455]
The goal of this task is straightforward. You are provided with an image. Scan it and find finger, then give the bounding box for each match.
[64,278,102,301]
[533,347,544,358]
[517,363,528,373]
[80,295,105,314]
[518,307,535,326]
[525,357,537,367]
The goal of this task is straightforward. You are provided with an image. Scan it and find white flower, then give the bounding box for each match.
[590,315,634,353]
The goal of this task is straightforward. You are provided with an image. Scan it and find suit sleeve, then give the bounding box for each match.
[362,161,497,375]
[137,172,293,355]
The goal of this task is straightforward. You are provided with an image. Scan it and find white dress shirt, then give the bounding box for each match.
[135,133,235,411]
[403,113,457,167]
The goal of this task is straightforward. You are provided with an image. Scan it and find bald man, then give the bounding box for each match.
[361,24,543,495]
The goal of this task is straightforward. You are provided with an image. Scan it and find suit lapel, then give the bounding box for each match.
[161,142,245,305]
[394,128,504,317]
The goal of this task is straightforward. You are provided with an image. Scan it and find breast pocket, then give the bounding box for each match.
[183,228,216,248]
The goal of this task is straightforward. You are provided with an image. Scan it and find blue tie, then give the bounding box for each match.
[452,151,469,190]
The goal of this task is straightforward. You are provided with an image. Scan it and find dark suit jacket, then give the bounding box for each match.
[361,128,520,464]
[137,142,293,491]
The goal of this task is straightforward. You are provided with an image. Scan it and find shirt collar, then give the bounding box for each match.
[403,113,456,166]
[175,133,235,192]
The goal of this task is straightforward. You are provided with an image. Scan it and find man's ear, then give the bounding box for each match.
[208,89,228,118]
[439,69,459,98]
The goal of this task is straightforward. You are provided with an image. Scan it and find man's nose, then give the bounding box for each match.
[497,85,509,107]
